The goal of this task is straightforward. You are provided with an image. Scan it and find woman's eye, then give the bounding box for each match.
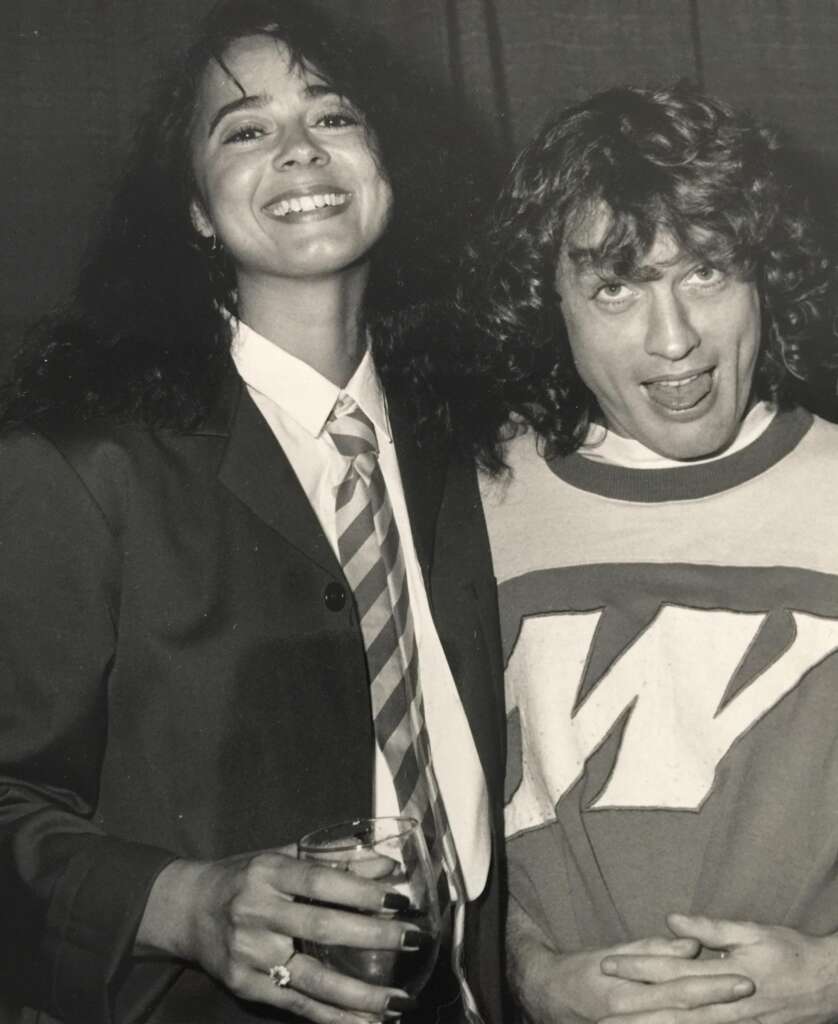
[315,110,360,129]
[223,124,266,144]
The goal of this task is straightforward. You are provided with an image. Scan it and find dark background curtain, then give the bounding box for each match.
[3,0,838,360]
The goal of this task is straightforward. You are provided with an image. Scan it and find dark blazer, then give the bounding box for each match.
[0,376,505,1024]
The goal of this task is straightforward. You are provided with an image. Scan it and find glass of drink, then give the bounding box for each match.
[297,816,441,997]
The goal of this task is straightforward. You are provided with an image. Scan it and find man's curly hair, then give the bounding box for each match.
[455,82,837,472]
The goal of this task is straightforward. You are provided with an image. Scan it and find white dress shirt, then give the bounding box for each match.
[231,319,490,900]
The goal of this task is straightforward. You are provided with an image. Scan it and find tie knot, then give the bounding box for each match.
[326,396,378,459]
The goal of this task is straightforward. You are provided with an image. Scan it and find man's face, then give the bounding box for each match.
[555,209,762,460]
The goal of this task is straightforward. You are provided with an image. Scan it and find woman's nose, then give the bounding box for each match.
[273,123,329,169]
[644,291,701,360]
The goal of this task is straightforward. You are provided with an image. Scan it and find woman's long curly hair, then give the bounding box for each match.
[1,0,487,432]
[454,82,838,473]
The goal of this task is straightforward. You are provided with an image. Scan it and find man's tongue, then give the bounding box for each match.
[645,371,712,411]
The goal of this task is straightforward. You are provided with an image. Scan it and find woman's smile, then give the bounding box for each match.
[262,187,352,221]
[189,34,392,284]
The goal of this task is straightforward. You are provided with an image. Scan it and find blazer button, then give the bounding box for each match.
[324,581,347,612]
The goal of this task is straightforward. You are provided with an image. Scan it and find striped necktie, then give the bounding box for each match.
[326,394,483,1024]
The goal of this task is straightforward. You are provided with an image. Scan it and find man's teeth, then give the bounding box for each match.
[270,193,349,217]
[653,372,704,389]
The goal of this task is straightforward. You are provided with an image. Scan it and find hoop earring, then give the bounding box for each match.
[192,232,221,258]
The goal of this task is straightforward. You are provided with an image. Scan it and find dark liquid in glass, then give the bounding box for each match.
[301,910,439,995]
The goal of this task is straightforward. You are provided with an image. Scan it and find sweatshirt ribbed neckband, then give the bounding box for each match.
[546,406,812,503]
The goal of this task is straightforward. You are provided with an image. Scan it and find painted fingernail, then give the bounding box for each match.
[401,929,434,950]
[382,892,411,911]
[733,980,754,996]
[386,994,417,1013]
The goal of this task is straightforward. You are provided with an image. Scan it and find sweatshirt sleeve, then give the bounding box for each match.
[0,428,177,1023]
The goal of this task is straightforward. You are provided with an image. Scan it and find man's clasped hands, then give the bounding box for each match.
[510,903,838,1024]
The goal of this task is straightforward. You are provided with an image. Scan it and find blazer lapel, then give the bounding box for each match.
[217,381,342,577]
[388,397,447,589]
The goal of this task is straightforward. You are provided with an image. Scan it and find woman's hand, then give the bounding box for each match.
[137,845,429,1023]
[506,900,754,1024]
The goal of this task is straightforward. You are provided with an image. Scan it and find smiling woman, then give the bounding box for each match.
[188,33,394,327]
[0,2,505,1024]
[0,0,483,430]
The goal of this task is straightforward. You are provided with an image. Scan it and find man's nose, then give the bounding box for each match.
[644,291,700,359]
[273,123,329,169]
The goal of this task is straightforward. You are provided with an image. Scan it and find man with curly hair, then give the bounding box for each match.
[467,83,838,1024]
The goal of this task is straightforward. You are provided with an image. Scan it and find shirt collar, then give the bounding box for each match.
[580,401,776,468]
[230,318,391,443]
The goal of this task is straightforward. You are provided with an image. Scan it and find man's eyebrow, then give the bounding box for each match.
[565,246,665,282]
[207,84,343,138]
[566,247,600,270]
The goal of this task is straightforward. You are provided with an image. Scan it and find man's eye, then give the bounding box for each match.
[594,281,632,303]
[689,265,726,286]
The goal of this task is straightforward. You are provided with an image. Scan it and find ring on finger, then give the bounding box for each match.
[268,951,297,988]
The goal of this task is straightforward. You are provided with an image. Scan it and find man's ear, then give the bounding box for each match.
[190,198,214,239]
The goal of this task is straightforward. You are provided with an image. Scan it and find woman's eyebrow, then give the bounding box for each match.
[207,84,344,138]
[208,93,270,137]
[304,83,338,99]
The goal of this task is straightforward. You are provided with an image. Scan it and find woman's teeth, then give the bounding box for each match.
[269,193,349,217]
